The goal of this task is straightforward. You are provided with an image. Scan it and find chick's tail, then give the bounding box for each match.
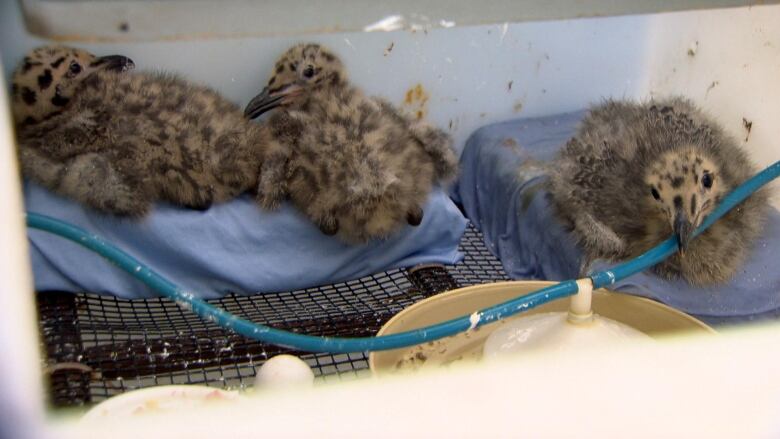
[409,121,459,183]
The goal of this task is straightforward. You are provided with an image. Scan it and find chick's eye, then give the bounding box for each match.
[68,61,82,75]
[302,65,315,78]
[650,187,661,200]
[702,172,713,189]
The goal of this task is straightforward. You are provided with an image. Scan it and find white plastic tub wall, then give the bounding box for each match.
[2,2,778,203]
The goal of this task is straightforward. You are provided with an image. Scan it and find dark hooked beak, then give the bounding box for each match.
[673,211,694,254]
[244,84,301,119]
[92,54,135,72]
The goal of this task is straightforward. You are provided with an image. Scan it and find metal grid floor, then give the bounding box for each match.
[37,225,509,407]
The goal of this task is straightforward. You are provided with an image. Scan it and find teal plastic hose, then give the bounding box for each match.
[26,160,780,353]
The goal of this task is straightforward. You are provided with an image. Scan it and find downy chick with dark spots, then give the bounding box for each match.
[547,97,769,285]
[244,43,458,243]
[12,45,268,217]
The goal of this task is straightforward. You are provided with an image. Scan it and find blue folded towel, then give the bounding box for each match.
[26,182,467,299]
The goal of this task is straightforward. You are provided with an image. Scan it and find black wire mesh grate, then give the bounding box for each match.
[37,225,509,407]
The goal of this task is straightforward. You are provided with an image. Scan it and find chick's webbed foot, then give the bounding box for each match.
[318,217,339,236]
[406,207,424,226]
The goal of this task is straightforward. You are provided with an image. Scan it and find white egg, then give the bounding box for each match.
[255,354,315,389]
[483,312,654,360]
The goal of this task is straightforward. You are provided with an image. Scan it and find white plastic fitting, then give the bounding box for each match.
[568,278,594,324]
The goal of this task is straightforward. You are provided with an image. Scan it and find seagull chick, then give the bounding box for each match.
[244,43,458,243]
[547,97,769,285]
[12,45,266,217]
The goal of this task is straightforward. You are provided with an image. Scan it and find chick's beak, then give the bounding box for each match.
[92,55,135,72]
[673,211,694,254]
[244,83,302,119]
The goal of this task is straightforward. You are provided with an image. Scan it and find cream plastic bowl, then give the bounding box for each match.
[369,281,714,374]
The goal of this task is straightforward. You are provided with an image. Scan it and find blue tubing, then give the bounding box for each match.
[26,160,780,353]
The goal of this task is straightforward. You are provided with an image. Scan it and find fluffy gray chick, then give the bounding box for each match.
[12,45,267,217]
[244,43,458,243]
[547,97,768,285]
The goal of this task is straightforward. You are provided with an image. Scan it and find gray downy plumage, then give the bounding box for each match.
[245,43,458,244]
[12,45,268,217]
[547,97,769,285]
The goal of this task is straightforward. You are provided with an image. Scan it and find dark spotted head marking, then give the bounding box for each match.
[645,147,727,251]
[37,69,53,89]
[51,56,66,68]
[21,57,41,74]
[11,45,134,125]
[245,43,347,119]
[21,87,36,105]
[51,86,70,107]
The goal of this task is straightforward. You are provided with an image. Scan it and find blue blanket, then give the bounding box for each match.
[451,111,780,323]
[26,183,467,299]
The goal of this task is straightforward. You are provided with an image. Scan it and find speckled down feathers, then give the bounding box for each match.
[255,44,458,243]
[547,97,769,285]
[13,46,267,217]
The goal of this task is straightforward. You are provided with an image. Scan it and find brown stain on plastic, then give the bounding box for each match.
[742,117,753,142]
[403,83,430,120]
[502,137,520,154]
[384,42,395,56]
